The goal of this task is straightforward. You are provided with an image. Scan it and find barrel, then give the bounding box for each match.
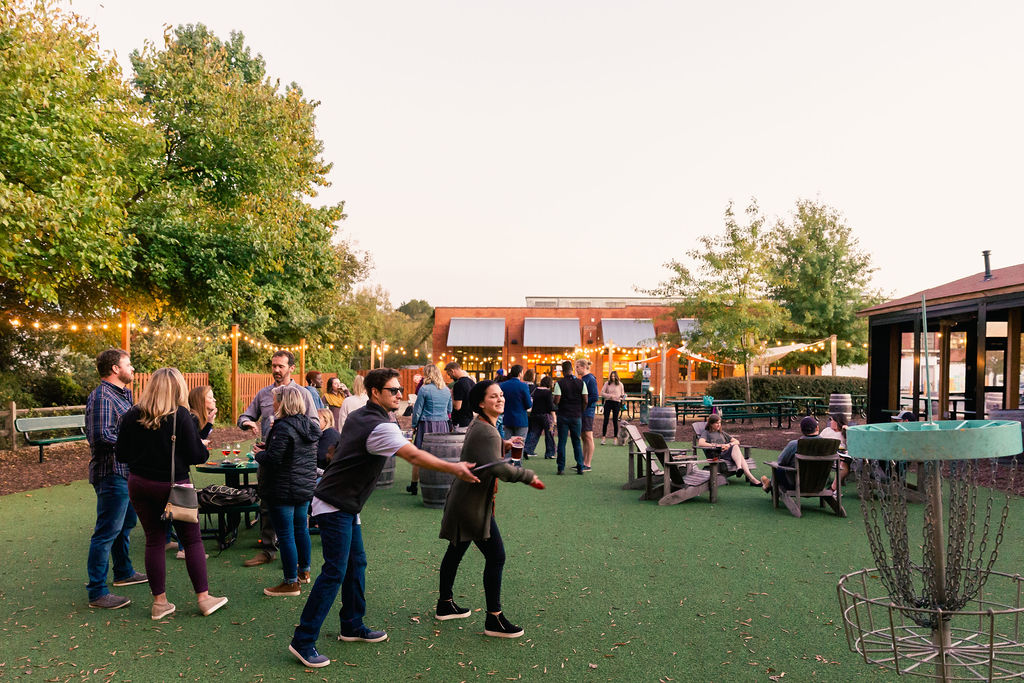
[648,406,676,442]
[828,393,853,422]
[419,432,465,509]
[375,455,396,489]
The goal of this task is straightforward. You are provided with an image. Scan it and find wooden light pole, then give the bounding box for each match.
[120,310,130,353]
[299,338,306,384]
[230,324,239,424]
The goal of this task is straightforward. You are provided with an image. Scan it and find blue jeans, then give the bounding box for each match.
[557,417,583,472]
[292,511,367,649]
[269,502,311,584]
[86,474,138,600]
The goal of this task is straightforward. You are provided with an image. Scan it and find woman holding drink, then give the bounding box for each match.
[435,380,544,638]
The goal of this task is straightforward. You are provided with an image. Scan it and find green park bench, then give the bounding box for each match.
[14,414,87,463]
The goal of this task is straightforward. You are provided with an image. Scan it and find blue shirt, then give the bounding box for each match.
[305,385,326,410]
[581,373,599,418]
[411,383,453,426]
[500,377,533,428]
[85,380,134,483]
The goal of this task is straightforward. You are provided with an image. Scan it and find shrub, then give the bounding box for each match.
[707,375,866,402]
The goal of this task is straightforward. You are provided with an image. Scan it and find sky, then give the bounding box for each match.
[70,0,1024,308]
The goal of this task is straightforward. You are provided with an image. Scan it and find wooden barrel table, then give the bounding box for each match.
[375,455,396,488]
[419,432,465,509]
[828,393,853,422]
[648,406,676,442]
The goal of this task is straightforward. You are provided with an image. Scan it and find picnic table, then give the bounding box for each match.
[780,395,821,415]
[622,395,647,420]
[669,399,744,424]
[195,459,259,549]
[716,401,793,429]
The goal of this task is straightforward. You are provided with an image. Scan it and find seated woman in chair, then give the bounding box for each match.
[696,414,763,487]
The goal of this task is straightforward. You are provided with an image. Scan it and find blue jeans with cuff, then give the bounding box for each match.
[86,474,138,600]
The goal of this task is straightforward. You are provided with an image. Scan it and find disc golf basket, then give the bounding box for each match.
[837,418,1023,680]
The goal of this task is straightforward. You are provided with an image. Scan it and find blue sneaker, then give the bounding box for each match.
[338,626,388,643]
[288,643,330,668]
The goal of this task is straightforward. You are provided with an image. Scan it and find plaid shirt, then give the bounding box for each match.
[85,380,133,483]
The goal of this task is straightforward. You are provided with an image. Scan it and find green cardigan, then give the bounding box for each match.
[439,416,536,543]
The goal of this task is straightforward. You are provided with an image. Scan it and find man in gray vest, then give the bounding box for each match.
[288,368,479,668]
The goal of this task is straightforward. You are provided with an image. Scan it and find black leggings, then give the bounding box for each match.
[602,400,622,437]
[439,517,505,613]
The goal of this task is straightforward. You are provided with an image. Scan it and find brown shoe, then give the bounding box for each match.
[264,581,300,597]
[297,571,311,584]
[243,551,274,567]
[198,595,228,616]
[760,475,772,492]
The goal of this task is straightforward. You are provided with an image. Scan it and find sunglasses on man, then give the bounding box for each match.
[382,386,403,395]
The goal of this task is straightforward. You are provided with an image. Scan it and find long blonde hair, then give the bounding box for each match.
[273,383,307,419]
[351,374,365,397]
[423,364,446,390]
[137,367,188,430]
[188,385,212,431]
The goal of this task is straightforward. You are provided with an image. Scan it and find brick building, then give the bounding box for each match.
[431,297,735,396]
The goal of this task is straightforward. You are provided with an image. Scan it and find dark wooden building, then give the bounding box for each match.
[860,255,1024,423]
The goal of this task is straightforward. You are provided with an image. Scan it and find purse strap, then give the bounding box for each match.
[169,408,177,483]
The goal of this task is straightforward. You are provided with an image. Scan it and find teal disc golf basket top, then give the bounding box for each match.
[838,419,1023,681]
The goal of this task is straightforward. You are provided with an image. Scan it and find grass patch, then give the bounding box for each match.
[3,443,1018,680]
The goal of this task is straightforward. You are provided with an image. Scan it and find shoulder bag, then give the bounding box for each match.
[161,409,200,524]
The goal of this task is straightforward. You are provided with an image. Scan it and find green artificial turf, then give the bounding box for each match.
[2,444,1021,681]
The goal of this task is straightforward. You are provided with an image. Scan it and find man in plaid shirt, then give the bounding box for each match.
[84,348,147,609]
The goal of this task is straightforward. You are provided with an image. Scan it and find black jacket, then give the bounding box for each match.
[255,414,321,504]
[116,406,208,482]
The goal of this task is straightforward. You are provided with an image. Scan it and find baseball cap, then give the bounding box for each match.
[800,415,818,435]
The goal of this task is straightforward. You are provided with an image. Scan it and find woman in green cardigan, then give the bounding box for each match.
[436,379,545,638]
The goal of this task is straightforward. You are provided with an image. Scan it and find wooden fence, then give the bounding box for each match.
[235,372,337,419]
[357,368,421,396]
[132,372,210,398]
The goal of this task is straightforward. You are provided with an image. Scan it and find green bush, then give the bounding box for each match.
[28,372,89,407]
[707,375,866,402]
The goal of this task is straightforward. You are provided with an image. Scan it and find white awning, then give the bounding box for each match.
[753,342,808,366]
[446,318,505,347]
[523,318,580,347]
[677,318,698,336]
[601,318,656,347]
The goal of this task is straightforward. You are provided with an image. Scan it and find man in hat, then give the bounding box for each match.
[763,415,821,492]
[894,410,917,422]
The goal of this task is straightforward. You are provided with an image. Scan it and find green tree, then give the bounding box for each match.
[125,24,367,338]
[767,199,884,370]
[650,200,788,401]
[0,0,158,313]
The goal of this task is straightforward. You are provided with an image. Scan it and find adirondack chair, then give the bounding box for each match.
[622,423,661,495]
[641,431,718,505]
[690,421,756,479]
[764,437,845,518]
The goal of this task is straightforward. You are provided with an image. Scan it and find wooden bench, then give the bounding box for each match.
[14,414,87,462]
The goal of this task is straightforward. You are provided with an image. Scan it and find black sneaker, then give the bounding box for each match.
[484,612,524,638]
[436,599,471,621]
[112,571,148,587]
[338,626,388,643]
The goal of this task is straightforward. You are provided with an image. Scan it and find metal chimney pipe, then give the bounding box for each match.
[983,250,992,280]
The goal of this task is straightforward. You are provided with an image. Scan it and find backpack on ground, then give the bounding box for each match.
[198,485,258,509]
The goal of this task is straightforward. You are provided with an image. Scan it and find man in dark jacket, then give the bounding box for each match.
[499,365,532,439]
[553,360,588,475]
[288,368,479,669]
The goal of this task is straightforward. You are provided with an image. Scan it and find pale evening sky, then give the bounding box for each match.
[71,0,1024,308]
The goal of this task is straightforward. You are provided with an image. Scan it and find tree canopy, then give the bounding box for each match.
[650,200,789,400]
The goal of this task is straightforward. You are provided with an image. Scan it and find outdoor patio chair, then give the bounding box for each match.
[763,437,845,518]
[641,430,714,505]
[690,421,756,478]
[622,423,661,494]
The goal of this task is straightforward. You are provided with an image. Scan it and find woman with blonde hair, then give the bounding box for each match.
[407,364,453,495]
[316,408,340,469]
[115,368,228,619]
[255,383,321,596]
[337,374,368,431]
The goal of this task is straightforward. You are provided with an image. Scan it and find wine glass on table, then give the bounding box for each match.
[232,442,241,460]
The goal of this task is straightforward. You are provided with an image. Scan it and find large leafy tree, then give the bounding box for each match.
[767,199,883,370]
[650,200,788,401]
[126,24,366,341]
[0,0,158,314]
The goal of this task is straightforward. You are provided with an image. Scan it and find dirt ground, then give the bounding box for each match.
[3,416,1021,497]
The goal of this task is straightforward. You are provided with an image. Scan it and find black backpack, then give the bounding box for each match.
[198,485,258,509]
